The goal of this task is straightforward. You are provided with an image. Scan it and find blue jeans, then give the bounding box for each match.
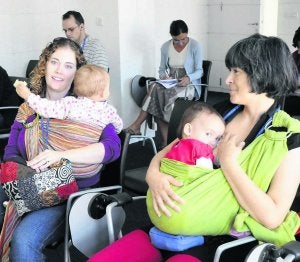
[0,189,66,262]
[9,204,66,261]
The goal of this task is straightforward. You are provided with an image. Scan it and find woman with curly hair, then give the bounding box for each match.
[0,37,120,261]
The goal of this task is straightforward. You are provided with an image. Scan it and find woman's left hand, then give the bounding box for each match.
[27,149,64,172]
[178,76,190,86]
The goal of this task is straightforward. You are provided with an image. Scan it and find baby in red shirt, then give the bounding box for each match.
[165,102,225,169]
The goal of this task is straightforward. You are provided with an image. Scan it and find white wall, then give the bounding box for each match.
[207,0,260,92]
[259,0,278,36]
[277,0,300,52]
[0,0,123,113]
[117,0,207,126]
[0,0,207,127]
[1,0,299,126]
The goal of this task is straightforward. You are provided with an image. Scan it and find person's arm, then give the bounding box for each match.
[14,80,71,119]
[145,139,185,217]
[26,123,121,169]
[218,133,300,229]
[14,80,31,100]
[158,41,171,79]
[184,39,203,83]
[3,120,25,161]
[25,95,72,119]
[106,105,123,134]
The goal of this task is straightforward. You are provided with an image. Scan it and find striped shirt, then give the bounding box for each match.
[83,36,109,71]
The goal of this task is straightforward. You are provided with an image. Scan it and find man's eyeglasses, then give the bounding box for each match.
[63,25,79,34]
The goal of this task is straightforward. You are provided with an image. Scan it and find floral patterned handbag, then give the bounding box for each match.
[0,156,78,216]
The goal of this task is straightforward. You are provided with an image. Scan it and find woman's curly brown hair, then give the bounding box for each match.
[30,37,86,97]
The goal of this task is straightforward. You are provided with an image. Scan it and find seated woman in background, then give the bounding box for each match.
[146,34,300,260]
[0,37,120,262]
[125,19,203,148]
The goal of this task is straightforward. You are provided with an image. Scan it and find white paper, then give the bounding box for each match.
[156,79,178,89]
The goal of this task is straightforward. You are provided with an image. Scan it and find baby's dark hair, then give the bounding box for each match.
[177,102,224,139]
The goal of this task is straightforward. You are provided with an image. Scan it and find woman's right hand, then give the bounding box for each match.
[146,142,184,217]
[27,149,64,172]
[146,169,184,217]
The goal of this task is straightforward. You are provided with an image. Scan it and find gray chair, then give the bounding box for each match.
[200,60,212,102]
[64,185,123,261]
[0,106,19,139]
[129,75,158,148]
[120,99,199,195]
[245,241,300,262]
[64,185,146,261]
[167,98,200,144]
[121,61,212,194]
[119,132,157,195]
[26,60,38,78]
[184,60,212,102]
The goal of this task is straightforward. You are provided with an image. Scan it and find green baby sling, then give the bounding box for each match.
[146,111,300,246]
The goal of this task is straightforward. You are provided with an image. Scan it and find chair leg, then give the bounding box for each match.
[142,121,147,146]
[148,137,157,154]
[204,86,208,103]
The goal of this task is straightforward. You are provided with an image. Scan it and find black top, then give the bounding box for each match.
[214,100,300,150]
[0,66,22,129]
[161,99,300,261]
[0,66,20,107]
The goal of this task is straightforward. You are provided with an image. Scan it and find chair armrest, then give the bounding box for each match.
[213,236,256,262]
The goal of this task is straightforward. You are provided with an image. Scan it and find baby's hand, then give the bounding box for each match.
[14,80,31,100]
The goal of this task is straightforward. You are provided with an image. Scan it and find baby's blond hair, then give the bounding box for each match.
[74,65,110,98]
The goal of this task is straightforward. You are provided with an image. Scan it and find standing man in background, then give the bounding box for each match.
[62,10,109,72]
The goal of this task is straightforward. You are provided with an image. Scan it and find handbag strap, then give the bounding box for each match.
[40,116,50,149]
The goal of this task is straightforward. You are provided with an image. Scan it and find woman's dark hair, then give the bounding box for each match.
[169,20,188,36]
[292,27,300,48]
[225,33,298,98]
[30,37,86,96]
[177,102,224,139]
[62,10,85,25]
